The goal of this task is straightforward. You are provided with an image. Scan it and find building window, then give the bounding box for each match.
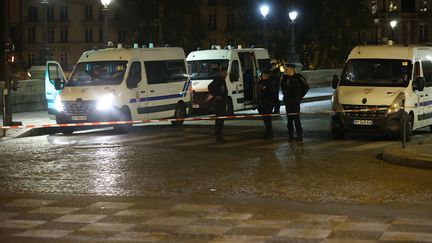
[60,6,68,21]
[85,5,93,21]
[85,28,93,42]
[60,27,68,43]
[420,24,429,42]
[48,27,54,43]
[226,13,234,31]
[208,14,217,31]
[60,52,68,67]
[420,1,429,12]
[389,1,398,12]
[208,0,217,6]
[27,53,36,67]
[99,28,103,43]
[28,27,36,43]
[47,6,54,21]
[371,1,378,14]
[27,6,38,22]
[209,39,216,47]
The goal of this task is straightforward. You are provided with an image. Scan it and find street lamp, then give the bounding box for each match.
[390,20,397,43]
[260,4,270,49]
[39,0,50,64]
[101,0,112,47]
[374,18,380,44]
[288,10,298,64]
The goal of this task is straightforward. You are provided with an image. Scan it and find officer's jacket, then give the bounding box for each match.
[281,73,309,102]
[259,77,276,105]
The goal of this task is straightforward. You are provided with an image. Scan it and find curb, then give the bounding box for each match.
[382,146,432,170]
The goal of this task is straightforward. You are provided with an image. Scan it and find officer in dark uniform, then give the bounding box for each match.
[208,66,229,144]
[281,63,309,142]
[258,65,276,139]
[270,60,281,114]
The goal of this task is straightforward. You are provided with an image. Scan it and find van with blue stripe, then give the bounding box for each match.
[46,45,191,134]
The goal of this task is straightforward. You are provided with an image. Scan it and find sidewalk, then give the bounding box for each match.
[383,135,432,170]
[0,87,334,139]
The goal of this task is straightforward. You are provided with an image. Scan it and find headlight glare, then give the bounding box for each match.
[388,93,405,114]
[54,96,64,112]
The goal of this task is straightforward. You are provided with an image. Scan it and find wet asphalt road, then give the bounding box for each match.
[1,100,432,205]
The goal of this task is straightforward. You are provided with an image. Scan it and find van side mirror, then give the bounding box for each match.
[414,77,426,92]
[332,75,340,89]
[230,73,239,82]
[54,78,66,90]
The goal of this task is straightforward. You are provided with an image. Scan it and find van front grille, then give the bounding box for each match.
[343,104,388,119]
[63,100,97,114]
[193,92,211,103]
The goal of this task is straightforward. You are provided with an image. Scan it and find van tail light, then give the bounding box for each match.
[189,81,193,100]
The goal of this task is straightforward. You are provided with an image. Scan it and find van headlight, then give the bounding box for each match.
[388,93,405,114]
[331,91,342,112]
[54,96,64,112]
[96,93,115,111]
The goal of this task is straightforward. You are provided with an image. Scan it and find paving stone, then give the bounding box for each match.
[0,219,46,229]
[114,209,164,217]
[176,225,231,235]
[206,212,253,220]
[13,229,73,238]
[277,228,332,239]
[79,222,135,232]
[380,231,432,242]
[88,202,136,210]
[192,218,241,227]
[27,207,81,215]
[109,231,170,242]
[142,216,197,226]
[53,214,106,223]
[5,199,55,208]
[335,222,390,232]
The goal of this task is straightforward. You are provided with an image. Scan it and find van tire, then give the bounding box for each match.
[401,113,413,142]
[226,98,234,116]
[55,115,75,135]
[61,127,75,135]
[172,102,186,126]
[114,107,132,133]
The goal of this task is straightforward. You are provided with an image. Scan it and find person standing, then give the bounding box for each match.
[258,66,276,139]
[270,60,281,114]
[281,63,309,142]
[208,67,229,144]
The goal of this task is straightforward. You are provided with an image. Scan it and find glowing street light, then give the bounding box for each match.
[390,20,397,42]
[260,4,270,49]
[101,0,112,47]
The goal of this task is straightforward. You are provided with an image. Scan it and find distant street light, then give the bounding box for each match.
[288,10,299,64]
[260,4,270,49]
[101,0,112,47]
[390,20,397,43]
[40,0,50,64]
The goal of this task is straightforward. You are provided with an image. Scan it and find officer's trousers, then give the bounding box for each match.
[285,100,303,137]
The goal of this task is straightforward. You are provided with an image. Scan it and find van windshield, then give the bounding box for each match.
[188,59,229,81]
[340,59,412,87]
[67,61,128,87]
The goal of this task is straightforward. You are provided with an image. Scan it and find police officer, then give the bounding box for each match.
[281,63,309,142]
[270,60,281,114]
[258,65,276,139]
[208,66,229,144]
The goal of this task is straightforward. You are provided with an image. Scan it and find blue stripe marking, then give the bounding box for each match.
[418,100,432,107]
[129,81,190,104]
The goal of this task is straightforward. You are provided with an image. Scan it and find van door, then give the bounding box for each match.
[46,61,67,114]
[421,60,432,127]
[228,60,244,110]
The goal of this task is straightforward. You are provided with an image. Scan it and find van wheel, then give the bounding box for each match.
[226,98,234,116]
[56,115,75,135]
[114,107,132,133]
[429,125,432,133]
[401,114,413,142]
[172,102,186,126]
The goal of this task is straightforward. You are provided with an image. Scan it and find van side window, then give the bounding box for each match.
[145,60,188,84]
[126,61,142,89]
[422,61,432,87]
[230,60,240,82]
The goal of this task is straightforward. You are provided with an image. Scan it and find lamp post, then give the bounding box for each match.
[288,10,298,64]
[390,20,397,43]
[260,4,270,49]
[39,0,50,64]
[101,0,111,47]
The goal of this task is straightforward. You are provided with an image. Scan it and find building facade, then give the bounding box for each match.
[369,0,432,44]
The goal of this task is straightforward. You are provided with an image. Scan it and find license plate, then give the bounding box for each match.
[192,104,200,108]
[71,116,87,121]
[353,120,373,126]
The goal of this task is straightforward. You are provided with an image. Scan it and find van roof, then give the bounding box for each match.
[78,47,185,62]
[187,48,269,61]
[349,45,432,60]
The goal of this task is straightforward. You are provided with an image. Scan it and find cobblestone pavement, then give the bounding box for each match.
[0,194,432,242]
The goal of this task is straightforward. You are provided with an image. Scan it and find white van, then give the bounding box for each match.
[186,46,270,114]
[331,45,432,141]
[46,46,191,134]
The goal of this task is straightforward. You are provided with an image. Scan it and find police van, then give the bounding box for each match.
[331,45,432,141]
[186,46,270,114]
[46,46,191,134]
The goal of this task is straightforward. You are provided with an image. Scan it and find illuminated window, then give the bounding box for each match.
[371,1,378,14]
[420,1,428,12]
[85,28,93,42]
[27,53,35,67]
[60,6,68,21]
[60,27,68,43]
[389,1,398,12]
[48,27,54,43]
[85,5,93,21]
[28,26,36,43]
[47,6,54,21]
